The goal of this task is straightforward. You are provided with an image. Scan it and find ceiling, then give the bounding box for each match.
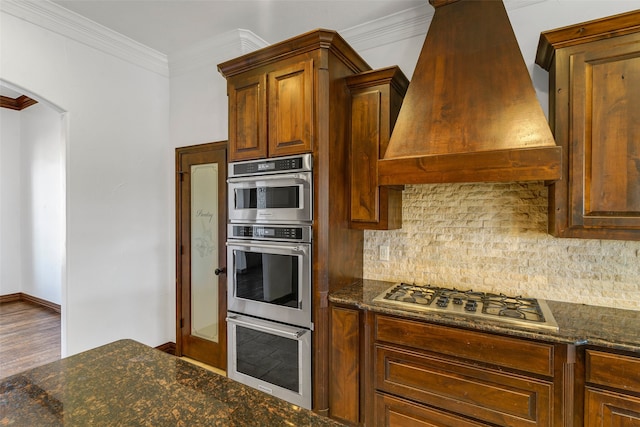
[50,0,426,56]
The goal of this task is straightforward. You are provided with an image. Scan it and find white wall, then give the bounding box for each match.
[19,103,64,305]
[1,10,172,356]
[170,66,229,146]
[0,101,63,305]
[0,108,22,295]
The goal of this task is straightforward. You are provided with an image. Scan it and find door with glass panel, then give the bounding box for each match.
[176,141,227,369]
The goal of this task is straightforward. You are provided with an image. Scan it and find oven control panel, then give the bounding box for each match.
[229,224,312,243]
[229,153,313,178]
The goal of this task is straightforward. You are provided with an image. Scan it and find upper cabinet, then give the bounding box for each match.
[219,30,371,162]
[225,58,313,161]
[346,66,408,230]
[536,10,640,240]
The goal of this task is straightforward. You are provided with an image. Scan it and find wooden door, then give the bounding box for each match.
[538,11,640,240]
[569,35,640,234]
[227,72,267,161]
[176,142,227,369]
[585,389,640,426]
[268,59,314,157]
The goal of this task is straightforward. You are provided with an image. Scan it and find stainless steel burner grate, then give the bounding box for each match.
[373,283,558,332]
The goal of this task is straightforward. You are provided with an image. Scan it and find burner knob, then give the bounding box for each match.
[465,300,478,312]
[436,296,449,307]
[453,297,463,305]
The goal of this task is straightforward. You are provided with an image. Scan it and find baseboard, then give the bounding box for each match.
[155,342,176,355]
[0,293,22,304]
[0,292,61,313]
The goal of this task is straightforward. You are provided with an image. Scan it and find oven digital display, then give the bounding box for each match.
[255,228,275,237]
[258,162,276,171]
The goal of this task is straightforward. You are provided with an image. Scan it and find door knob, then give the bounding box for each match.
[214,267,226,276]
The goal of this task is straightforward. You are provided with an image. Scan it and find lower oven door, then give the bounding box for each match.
[226,313,312,409]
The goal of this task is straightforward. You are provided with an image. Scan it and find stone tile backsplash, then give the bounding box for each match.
[363,182,640,310]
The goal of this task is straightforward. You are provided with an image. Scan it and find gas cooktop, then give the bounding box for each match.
[373,283,559,332]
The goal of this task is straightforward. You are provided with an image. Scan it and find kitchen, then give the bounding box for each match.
[1,0,640,425]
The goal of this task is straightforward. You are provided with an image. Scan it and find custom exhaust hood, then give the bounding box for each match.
[378,0,562,185]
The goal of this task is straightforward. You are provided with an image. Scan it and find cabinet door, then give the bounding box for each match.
[567,34,640,236]
[375,393,489,427]
[346,66,407,230]
[227,72,267,161]
[375,345,553,427]
[585,388,640,426]
[329,305,360,425]
[268,59,314,157]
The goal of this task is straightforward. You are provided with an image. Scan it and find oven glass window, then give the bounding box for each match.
[235,186,300,209]
[234,251,299,308]
[236,325,299,393]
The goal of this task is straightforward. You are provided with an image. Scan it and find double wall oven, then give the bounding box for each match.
[226,154,313,409]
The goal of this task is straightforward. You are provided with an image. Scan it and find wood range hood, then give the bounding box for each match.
[378,0,562,185]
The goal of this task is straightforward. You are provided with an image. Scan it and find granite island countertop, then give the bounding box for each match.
[0,339,344,426]
[330,279,640,353]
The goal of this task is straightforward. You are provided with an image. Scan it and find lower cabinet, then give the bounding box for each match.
[329,305,362,425]
[584,349,640,426]
[329,306,577,426]
[374,393,488,427]
[372,315,573,427]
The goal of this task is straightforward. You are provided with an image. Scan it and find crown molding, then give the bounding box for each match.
[505,0,548,11]
[171,0,549,77]
[1,0,169,77]
[341,4,433,52]
[1,0,547,79]
[169,29,268,78]
[0,95,38,110]
[340,0,548,53]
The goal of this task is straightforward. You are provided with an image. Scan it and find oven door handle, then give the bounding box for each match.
[227,172,310,184]
[227,242,309,255]
[226,315,308,339]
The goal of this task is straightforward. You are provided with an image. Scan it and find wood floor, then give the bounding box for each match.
[0,300,61,379]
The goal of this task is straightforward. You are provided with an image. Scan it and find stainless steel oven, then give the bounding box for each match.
[226,224,312,328]
[226,313,312,409]
[228,154,313,224]
[226,154,314,409]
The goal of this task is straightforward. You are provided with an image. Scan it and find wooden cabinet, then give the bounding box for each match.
[372,314,575,427]
[536,10,640,240]
[329,305,361,425]
[346,66,408,230]
[584,349,640,426]
[220,30,371,413]
[225,58,313,161]
[374,393,488,427]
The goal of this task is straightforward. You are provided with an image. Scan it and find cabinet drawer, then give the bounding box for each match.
[585,388,640,426]
[375,314,555,376]
[375,345,553,426]
[375,392,489,427]
[586,350,640,394]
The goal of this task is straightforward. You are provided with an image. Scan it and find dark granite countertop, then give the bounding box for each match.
[0,339,344,426]
[330,279,640,353]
